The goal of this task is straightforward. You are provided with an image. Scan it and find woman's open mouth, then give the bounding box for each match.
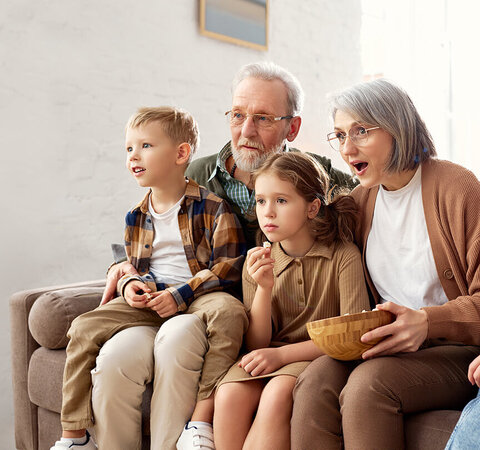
[351,161,368,176]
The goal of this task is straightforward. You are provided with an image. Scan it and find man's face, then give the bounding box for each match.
[230,77,300,172]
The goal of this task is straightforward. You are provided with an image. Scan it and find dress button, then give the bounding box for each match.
[296,260,301,266]
[443,269,453,279]
[298,279,303,285]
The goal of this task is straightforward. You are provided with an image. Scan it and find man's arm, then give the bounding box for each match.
[100,260,140,305]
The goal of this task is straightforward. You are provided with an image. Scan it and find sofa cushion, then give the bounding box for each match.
[28,347,66,413]
[405,410,460,449]
[29,287,104,349]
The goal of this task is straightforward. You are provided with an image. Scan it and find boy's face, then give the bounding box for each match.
[125,122,179,188]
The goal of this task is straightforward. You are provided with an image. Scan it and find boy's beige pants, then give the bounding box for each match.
[60,291,248,431]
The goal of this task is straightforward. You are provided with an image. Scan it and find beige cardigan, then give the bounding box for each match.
[352,158,480,344]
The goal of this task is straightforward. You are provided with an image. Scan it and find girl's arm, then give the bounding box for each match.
[239,341,324,377]
[243,246,275,350]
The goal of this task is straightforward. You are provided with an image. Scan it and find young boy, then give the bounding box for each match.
[51,107,248,450]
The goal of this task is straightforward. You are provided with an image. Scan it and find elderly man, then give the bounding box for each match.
[95,61,355,450]
[186,61,355,247]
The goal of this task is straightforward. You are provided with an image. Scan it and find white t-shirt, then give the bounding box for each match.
[365,166,448,309]
[147,194,192,286]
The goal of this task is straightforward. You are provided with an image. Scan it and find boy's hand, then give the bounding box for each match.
[101,261,139,305]
[145,291,178,318]
[239,348,283,377]
[246,246,274,290]
[123,280,152,308]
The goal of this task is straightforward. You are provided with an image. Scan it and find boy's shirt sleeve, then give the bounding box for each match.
[117,208,158,298]
[167,199,246,311]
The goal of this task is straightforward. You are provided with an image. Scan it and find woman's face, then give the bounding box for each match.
[335,110,410,191]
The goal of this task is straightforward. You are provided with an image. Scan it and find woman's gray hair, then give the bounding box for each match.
[331,79,436,172]
[232,61,304,116]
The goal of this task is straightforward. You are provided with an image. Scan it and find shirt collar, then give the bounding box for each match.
[271,239,334,276]
[132,178,201,214]
[209,141,233,182]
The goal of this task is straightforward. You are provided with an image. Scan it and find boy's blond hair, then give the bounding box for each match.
[126,106,199,162]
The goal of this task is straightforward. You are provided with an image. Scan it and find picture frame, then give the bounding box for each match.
[199,0,269,51]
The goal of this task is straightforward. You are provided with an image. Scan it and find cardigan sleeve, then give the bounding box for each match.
[421,161,480,344]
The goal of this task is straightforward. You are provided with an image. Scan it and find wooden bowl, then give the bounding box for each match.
[307,310,394,361]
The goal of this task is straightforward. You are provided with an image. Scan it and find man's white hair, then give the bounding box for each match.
[232,61,305,116]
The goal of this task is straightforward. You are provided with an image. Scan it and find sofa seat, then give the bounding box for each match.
[11,281,461,450]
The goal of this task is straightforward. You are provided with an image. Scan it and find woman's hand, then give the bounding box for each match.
[239,348,284,377]
[360,302,428,359]
[468,354,480,387]
[246,246,274,290]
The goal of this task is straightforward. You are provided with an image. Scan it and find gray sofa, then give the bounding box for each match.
[10,280,461,450]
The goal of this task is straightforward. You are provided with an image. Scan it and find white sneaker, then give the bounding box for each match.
[50,430,97,449]
[176,422,215,449]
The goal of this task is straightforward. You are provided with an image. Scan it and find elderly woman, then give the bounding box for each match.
[291,79,480,449]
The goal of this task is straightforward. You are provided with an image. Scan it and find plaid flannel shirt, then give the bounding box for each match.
[119,179,246,311]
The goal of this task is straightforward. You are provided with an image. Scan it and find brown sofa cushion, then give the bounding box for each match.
[28,348,66,413]
[28,287,104,349]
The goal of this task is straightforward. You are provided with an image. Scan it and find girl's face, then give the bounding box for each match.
[335,110,410,191]
[255,172,320,257]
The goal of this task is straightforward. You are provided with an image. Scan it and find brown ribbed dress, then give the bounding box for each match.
[219,239,370,385]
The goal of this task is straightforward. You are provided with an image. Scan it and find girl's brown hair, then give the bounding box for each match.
[253,152,358,245]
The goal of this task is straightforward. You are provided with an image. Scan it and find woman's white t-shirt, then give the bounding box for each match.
[147,194,192,286]
[365,166,448,310]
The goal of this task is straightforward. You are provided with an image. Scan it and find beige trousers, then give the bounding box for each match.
[92,316,207,450]
[60,291,248,435]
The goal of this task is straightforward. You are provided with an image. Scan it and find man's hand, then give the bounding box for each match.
[100,261,139,305]
[360,302,428,359]
[145,290,178,318]
[238,348,284,377]
[123,280,152,308]
[468,354,480,388]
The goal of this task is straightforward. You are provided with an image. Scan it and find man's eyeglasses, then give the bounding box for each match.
[225,110,294,129]
[327,125,380,152]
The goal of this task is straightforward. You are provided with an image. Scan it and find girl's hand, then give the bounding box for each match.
[239,348,284,376]
[468,354,480,387]
[360,302,428,359]
[246,246,274,290]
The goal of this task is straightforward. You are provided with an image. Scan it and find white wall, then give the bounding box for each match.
[0,1,362,447]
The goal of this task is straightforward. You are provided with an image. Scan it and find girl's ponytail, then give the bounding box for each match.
[314,190,357,244]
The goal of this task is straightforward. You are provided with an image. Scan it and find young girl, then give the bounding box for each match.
[213,152,370,450]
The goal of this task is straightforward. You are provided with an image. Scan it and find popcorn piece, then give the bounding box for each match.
[263,241,271,249]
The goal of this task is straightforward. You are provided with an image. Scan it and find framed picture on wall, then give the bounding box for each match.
[199,0,268,51]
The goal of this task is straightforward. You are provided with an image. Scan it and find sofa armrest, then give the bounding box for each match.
[10,279,105,450]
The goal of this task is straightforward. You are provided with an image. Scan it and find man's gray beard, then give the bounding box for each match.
[231,141,285,172]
